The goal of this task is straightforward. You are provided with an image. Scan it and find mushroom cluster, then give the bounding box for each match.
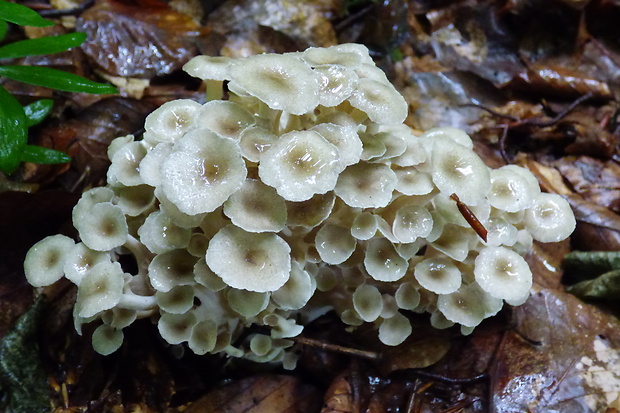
[24,44,576,366]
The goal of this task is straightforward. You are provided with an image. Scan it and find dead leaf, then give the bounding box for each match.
[186,374,322,413]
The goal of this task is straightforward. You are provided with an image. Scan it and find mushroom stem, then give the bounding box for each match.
[123,234,153,278]
[205,79,224,102]
[117,292,157,311]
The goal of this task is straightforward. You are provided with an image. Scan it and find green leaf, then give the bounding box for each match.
[567,269,620,301]
[0,85,28,174]
[0,65,118,94]
[20,144,70,164]
[0,32,87,60]
[0,1,54,27]
[0,19,7,42]
[563,251,620,282]
[23,99,53,127]
[0,296,50,413]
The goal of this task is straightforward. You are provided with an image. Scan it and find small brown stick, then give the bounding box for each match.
[292,336,380,360]
[450,193,488,242]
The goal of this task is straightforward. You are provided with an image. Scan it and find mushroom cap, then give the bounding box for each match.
[311,123,362,167]
[395,282,421,310]
[430,224,473,262]
[194,258,227,291]
[335,162,397,208]
[351,212,378,240]
[148,249,197,292]
[436,283,486,327]
[392,204,433,243]
[91,324,124,356]
[315,223,357,265]
[138,210,192,254]
[474,246,532,301]
[183,55,232,81]
[206,225,291,292]
[488,166,536,212]
[259,130,342,202]
[227,289,270,317]
[430,136,491,205]
[420,127,473,149]
[188,319,218,355]
[158,312,197,345]
[72,187,115,223]
[364,238,408,282]
[378,312,412,346]
[63,242,110,285]
[115,184,156,217]
[75,202,128,252]
[143,99,202,145]
[414,257,462,294]
[239,126,277,162]
[352,284,383,322]
[229,53,320,115]
[285,191,336,228]
[302,45,365,68]
[394,167,434,196]
[107,141,148,187]
[223,179,287,233]
[313,64,359,107]
[75,261,125,318]
[24,234,75,287]
[156,285,195,314]
[139,142,172,187]
[193,100,256,139]
[523,193,575,242]
[271,260,315,310]
[160,129,247,215]
[348,78,408,125]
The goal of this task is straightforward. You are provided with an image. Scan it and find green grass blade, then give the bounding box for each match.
[20,144,71,164]
[0,65,117,94]
[23,99,53,127]
[0,20,7,42]
[0,1,53,27]
[0,32,87,59]
[0,85,28,174]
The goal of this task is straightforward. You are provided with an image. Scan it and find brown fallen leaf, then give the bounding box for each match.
[186,374,323,413]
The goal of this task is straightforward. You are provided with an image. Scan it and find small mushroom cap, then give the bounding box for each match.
[436,283,486,327]
[63,242,110,285]
[75,202,128,252]
[271,261,316,310]
[392,204,433,243]
[138,211,192,254]
[227,289,270,317]
[431,136,491,205]
[414,257,462,295]
[72,187,115,223]
[348,78,408,125]
[311,123,362,166]
[474,246,532,301]
[91,324,124,356]
[430,224,473,262]
[193,100,255,139]
[148,249,197,292]
[259,130,342,202]
[523,193,575,242]
[206,225,292,292]
[160,129,247,215]
[395,282,421,310]
[193,258,227,291]
[488,167,536,212]
[378,312,412,346]
[144,99,202,145]
[24,234,75,287]
[315,223,357,265]
[352,284,383,322]
[139,142,172,187]
[364,238,408,282]
[393,167,434,196]
[107,141,148,187]
[313,64,359,107]
[239,126,277,162]
[223,179,287,233]
[183,55,232,81]
[249,334,273,357]
[156,285,195,314]
[302,45,365,68]
[158,312,197,345]
[115,184,155,217]
[335,163,397,208]
[188,319,218,355]
[285,191,336,228]
[351,212,378,240]
[75,261,125,318]
[420,127,473,149]
[229,53,320,115]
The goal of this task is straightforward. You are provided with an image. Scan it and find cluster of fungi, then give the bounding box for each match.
[24,44,575,367]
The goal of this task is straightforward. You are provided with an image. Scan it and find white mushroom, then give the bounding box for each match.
[348,79,408,125]
[285,192,336,228]
[158,312,197,345]
[271,260,316,310]
[352,284,383,322]
[75,261,125,318]
[148,249,197,292]
[311,123,362,166]
[474,246,532,302]
[351,212,378,240]
[206,225,291,292]
[313,64,359,107]
[138,211,192,254]
[193,100,255,139]
[335,163,397,208]
[364,238,408,282]
[24,234,75,287]
[107,141,148,187]
[436,283,486,327]
[227,289,270,317]
[156,285,195,314]
[183,56,232,101]
[414,257,462,294]
[160,129,247,215]
[259,130,342,202]
[378,312,412,346]
[395,282,421,310]
[523,193,576,242]
[74,202,128,252]
[391,204,433,243]
[143,99,202,145]
[63,242,110,285]
[239,126,277,162]
[488,166,536,212]
[91,324,124,355]
[223,179,287,233]
[315,223,357,265]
